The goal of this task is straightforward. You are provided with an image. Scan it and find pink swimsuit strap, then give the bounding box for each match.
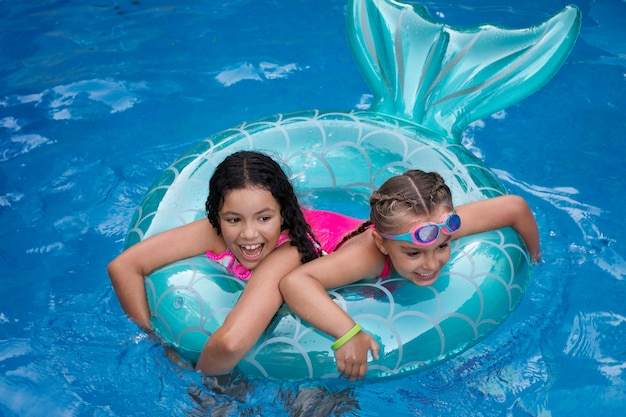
[379,256,391,278]
[206,233,290,280]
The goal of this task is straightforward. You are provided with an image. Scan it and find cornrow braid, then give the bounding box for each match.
[332,220,373,252]
[369,170,454,234]
[429,173,449,208]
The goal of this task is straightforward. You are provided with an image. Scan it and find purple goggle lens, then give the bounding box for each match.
[381,213,461,246]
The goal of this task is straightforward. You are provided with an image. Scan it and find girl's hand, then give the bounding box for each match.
[335,331,380,380]
[532,251,542,263]
[108,219,222,332]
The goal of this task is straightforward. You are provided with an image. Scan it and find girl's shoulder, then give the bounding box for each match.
[342,226,377,246]
[330,228,385,268]
[276,231,292,247]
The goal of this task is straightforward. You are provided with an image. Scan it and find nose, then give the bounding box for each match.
[240,222,258,239]
[421,251,439,271]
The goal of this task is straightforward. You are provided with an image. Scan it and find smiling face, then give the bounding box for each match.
[375,207,453,286]
[369,170,456,286]
[218,186,284,272]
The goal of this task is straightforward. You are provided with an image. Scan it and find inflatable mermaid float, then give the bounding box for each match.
[123,0,581,379]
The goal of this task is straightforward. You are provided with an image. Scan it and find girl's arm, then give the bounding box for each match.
[107,219,224,331]
[196,242,304,375]
[279,232,382,380]
[455,195,541,261]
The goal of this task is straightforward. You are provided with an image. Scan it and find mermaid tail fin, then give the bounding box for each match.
[348,0,581,142]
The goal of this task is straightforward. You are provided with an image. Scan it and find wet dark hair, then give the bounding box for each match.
[333,170,454,250]
[205,150,320,263]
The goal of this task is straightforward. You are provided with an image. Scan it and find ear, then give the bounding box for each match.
[372,230,389,255]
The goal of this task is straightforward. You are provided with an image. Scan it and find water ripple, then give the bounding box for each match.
[564,311,626,385]
[495,168,626,281]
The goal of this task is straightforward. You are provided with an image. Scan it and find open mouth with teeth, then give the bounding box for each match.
[239,243,264,262]
[414,270,439,284]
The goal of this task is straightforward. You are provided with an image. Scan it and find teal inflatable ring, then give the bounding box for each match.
[124,110,531,379]
[122,0,580,379]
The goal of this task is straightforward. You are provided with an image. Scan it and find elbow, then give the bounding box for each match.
[210,332,243,357]
[508,195,530,215]
[507,195,541,260]
[107,255,133,288]
[107,253,144,286]
[503,195,534,227]
[196,329,247,375]
[107,257,122,285]
[278,272,301,304]
[278,273,291,294]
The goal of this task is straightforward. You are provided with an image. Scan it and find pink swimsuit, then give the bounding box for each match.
[206,233,291,280]
[207,209,391,280]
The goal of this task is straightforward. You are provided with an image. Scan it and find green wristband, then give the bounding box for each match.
[331,323,362,351]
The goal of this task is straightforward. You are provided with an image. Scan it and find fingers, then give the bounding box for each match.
[335,331,376,380]
[370,339,380,360]
[337,358,367,381]
[344,361,367,381]
[532,251,542,263]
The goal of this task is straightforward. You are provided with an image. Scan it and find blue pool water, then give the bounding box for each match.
[1,0,625,416]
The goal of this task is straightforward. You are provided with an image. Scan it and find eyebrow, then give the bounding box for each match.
[220,207,278,217]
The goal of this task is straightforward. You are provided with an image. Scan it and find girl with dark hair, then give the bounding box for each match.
[279,170,541,380]
[108,151,321,375]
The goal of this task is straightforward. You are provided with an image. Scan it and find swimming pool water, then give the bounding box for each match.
[1,0,625,416]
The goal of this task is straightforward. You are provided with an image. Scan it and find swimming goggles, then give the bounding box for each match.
[381,213,461,246]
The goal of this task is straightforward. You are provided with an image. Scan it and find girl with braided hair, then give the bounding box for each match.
[279,170,540,380]
[108,151,322,375]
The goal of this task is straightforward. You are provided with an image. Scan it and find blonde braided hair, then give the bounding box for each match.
[332,170,454,250]
[369,170,454,234]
